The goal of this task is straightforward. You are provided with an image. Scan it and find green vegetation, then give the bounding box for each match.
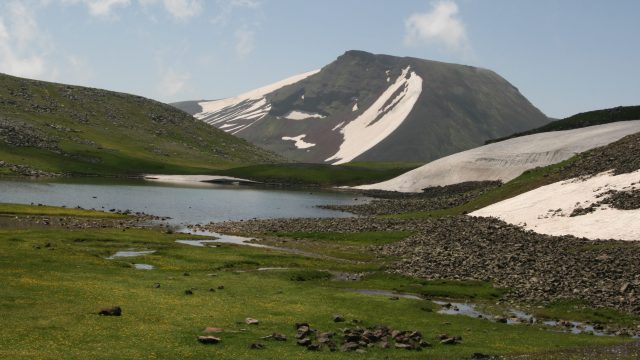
[383,160,573,219]
[0,203,126,218]
[272,231,414,246]
[533,300,640,328]
[0,73,277,177]
[217,162,421,186]
[1,218,631,359]
[287,269,332,282]
[487,105,640,144]
[253,230,414,262]
[327,273,508,300]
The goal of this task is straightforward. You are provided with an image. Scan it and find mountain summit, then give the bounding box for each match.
[174,50,549,164]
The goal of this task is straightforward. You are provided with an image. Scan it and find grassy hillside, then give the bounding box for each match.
[0,73,278,176]
[486,105,640,144]
[217,162,422,186]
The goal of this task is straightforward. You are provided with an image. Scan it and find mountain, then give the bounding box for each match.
[0,73,278,177]
[486,105,640,144]
[173,50,550,164]
[357,120,640,192]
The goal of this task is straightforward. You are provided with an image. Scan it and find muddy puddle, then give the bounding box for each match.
[175,239,221,247]
[106,250,156,259]
[133,263,154,270]
[176,229,349,261]
[351,289,423,300]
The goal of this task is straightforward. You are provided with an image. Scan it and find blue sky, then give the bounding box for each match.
[0,0,638,118]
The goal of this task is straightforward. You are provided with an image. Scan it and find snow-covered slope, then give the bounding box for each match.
[194,70,319,135]
[325,66,423,164]
[471,170,640,240]
[358,120,640,192]
[174,50,550,164]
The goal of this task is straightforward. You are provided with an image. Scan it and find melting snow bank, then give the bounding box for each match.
[326,66,423,165]
[282,134,316,149]
[471,170,640,240]
[357,120,640,192]
[144,174,258,185]
[283,110,325,120]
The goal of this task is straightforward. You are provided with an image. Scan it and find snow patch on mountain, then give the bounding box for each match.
[332,122,345,131]
[282,134,316,149]
[325,66,423,165]
[194,69,319,134]
[471,170,640,241]
[352,102,359,112]
[284,110,326,120]
[357,120,640,192]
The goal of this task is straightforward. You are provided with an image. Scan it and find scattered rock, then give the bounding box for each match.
[494,316,508,324]
[98,306,122,316]
[262,332,287,341]
[245,317,259,325]
[248,342,265,349]
[332,314,345,322]
[197,336,220,345]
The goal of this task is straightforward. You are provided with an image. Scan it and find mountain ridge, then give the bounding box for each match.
[174,50,550,164]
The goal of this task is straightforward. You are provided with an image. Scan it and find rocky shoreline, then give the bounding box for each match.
[205,215,640,318]
[0,207,167,230]
[322,181,500,216]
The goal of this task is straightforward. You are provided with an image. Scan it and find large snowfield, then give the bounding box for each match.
[358,120,640,192]
[471,170,640,241]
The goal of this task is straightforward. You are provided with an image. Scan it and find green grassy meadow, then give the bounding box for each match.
[0,208,635,359]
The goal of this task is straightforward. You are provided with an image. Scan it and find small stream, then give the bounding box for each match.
[351,289,618,337]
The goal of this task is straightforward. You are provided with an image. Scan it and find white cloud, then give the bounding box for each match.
[85,0,131,17]
[229,0,260,9]
[0,2,48,78]
[159,68,190,98]
[162,0,203,20]
[404,0,471,54]
[62,0,132,18]
[211,0,260,26]
[234,27,254,58]
[0,1,94,83]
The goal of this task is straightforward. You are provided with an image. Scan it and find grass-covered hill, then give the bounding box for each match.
[486,105,640,144]
[0,73,278,177]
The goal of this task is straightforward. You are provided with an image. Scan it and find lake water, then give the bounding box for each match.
[0,178,368,225]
